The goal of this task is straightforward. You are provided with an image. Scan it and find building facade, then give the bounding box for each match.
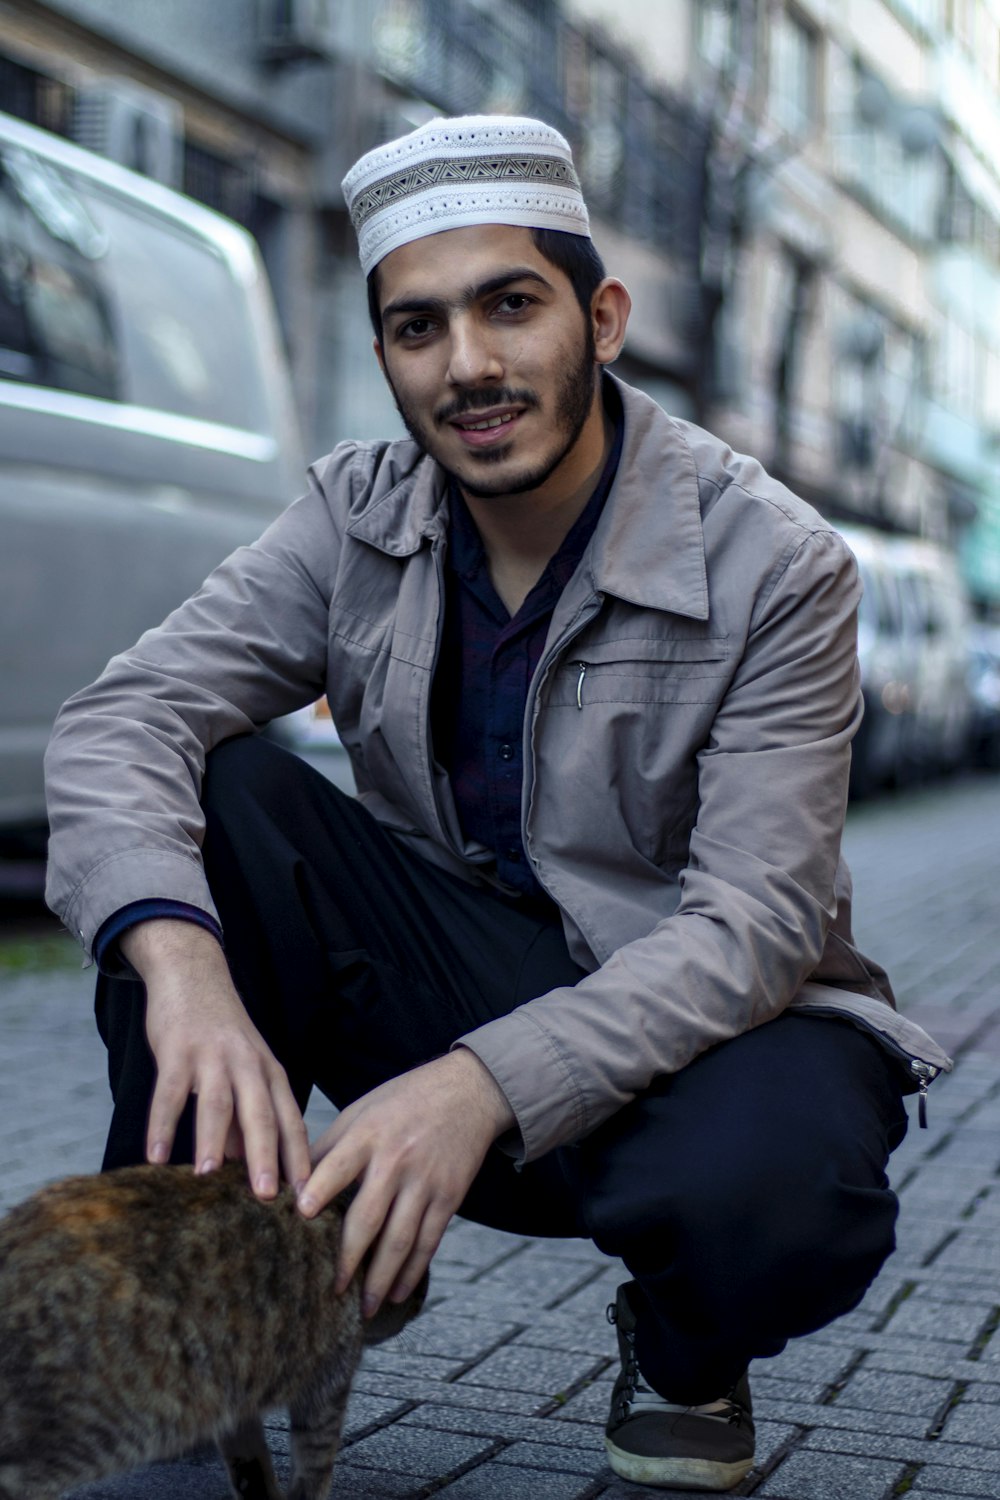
[1,0,998,604]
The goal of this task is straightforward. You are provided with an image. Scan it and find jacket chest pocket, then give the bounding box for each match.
[548,636,732,708]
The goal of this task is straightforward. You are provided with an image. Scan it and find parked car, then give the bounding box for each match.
[889,536,973,778]
[837,524,916,797]
[838,523,974,796]
[967,622,1000,769]
[0,110,303,840]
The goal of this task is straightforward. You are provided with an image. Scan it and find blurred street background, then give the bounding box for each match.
[2,3,1000,1496]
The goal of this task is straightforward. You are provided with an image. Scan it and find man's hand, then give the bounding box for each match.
[121,919,311,1197]
[298,1049,515,1317]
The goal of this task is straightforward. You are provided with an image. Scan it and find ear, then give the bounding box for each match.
[590,278,631,367]
[373,337,387,376]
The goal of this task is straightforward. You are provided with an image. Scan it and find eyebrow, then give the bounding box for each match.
[380,267,554,326]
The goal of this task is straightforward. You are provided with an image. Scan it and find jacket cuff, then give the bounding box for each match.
[94,900,224,977]
[453,1009,588,1165]
[55,849,220,961]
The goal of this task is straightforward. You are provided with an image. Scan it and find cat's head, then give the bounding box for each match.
[361,1270,429,1346]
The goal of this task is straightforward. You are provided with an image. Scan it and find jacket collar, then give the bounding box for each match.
[585,376,708,620]
[345,375,709,621]
[345,446,449,555]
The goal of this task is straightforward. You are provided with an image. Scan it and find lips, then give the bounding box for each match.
[449,407,523,448]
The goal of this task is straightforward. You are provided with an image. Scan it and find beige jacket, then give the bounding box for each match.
[45,378,951,1162]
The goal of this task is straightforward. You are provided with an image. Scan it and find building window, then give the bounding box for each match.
[768,6,819,137]
[886,0,945,34]
[695,0,735,72]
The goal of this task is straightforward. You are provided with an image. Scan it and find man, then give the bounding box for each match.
[44,116,949,1492]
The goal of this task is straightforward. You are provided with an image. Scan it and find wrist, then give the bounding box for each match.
[121,917,227,983]
[448,1045,516,1137]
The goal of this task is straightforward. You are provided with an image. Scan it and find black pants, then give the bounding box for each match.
[97,735,908,1402]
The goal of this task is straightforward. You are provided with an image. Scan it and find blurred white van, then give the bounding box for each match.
[838,523,973,794]
[0,110,303,838]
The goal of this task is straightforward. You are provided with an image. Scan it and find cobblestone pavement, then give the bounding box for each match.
[2,772,999,1500]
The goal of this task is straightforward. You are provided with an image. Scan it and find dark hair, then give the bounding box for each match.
[366,227,607,343]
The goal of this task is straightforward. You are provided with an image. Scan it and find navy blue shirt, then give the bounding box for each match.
[431,379,624,904]
[95,381,624,968]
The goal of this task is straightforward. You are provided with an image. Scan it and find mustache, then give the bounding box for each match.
[435,387,539,424]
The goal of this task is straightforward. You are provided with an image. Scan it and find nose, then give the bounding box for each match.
[445,313,503,387]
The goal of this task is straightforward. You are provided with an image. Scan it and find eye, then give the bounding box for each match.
[397,316,436,342]
[495,293,533,315]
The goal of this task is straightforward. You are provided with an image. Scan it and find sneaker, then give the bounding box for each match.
[605,1282,755,1491]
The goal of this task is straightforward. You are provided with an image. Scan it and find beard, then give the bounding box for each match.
[385,318,599,499]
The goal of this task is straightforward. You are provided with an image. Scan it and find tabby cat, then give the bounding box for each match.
[0,1161,426,1499]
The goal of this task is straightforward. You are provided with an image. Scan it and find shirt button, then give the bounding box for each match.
[498,743,515,761]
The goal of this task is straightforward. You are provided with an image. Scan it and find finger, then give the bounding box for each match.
[387,1203,450,1304]
[232,1070,282,1199]
[367,1194,449,1314]
[330,1168,398,1294]
[271,1077,311,1191]
[146,1066,191,1165]
[297,1138,365,1222]
[192,1071,238,1176]
[308,1109,354,1168]
[223,1118,245,1162]
[359,1191,434,1317]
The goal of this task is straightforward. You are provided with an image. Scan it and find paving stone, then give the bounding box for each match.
[351,1369,546,1416]
[752,1400,929,1439]
[398,1403,601,1447]
[757,1449,905,1498]
[492,1440,607,1475]
[317,1464,419,1497]
[831,1368,954,1417]
[358,1348,474,1381]
[343,1423,495,1477]
[436,1461,597,1498]
[752,1341,859,1386]
[912,1465,1000,1495]
[342,1390,416,1441]
[938,1401,1000,1447]
[751,1374,831,1406]
[508,1312,619,1356]
[884,1297,991,1345]
[396,1310,523,1361]
[861,1346,1000,1384]
[752,1421,802,1467]
[455,1345,606,1398]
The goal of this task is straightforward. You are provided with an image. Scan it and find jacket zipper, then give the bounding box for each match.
[807,1004,940,1127]
[573,661,588,709]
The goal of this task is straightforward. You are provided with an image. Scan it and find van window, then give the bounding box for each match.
[0,142,270,434]
[0,154,119,399]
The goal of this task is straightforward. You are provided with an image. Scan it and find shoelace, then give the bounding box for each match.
[609,1299,740,1425]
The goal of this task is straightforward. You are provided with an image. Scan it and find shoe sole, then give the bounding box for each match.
[605,1435,754,1491]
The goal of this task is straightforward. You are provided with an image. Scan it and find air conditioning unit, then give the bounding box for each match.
[73,80,182,188]
[258,0,341,61]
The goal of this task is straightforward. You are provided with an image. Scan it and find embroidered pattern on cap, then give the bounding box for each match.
[350,154,581,234]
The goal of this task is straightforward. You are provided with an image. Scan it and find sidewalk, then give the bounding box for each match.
[1,773,999,1499]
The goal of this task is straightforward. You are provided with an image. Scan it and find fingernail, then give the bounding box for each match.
[297,1191,316,1216]
[149,1142,168,1164]
[362,1292,380,1319]
[197,1158,217,1175]
[256,1172,277,1197]
[391,1282,411,1304]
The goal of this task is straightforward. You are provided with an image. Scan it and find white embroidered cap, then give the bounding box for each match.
[342,114,590,277]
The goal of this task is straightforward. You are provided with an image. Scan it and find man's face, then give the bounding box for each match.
[374,225,599,500]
